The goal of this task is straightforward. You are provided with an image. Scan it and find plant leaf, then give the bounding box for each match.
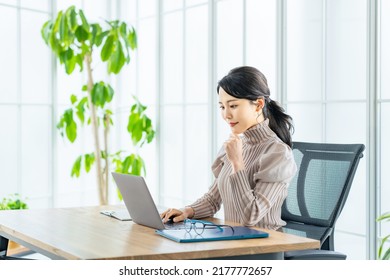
[66,120,77,143]
[78,9,90,31]
[74,54,84,72]
[101,35,114,61]
[53,10,63,33]
[91,82,105,107]
[64,109,77,142]
[84,153,95,172]
[382,248,390,260]
[127,97,155,147]
[104,84,114,103]
[377,212,390,222]
[75,25,89,43]
[128,27,137,50]
[59,11,68,43]
[41,20,53,44]
[122,154,134,173]
[76,97,88,124]
[70,94,77,104]
[71,156,82,177]
[108,40,125,74]
[133,156,143,175]
[95,30,110,47]
[90,23,102,46]
[378,233,390,259]
[65,6,78,32]
[63,49,76,74]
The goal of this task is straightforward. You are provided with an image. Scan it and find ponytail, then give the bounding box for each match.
[264,98,294,148]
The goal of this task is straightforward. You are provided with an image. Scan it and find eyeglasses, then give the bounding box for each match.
[183,219,235,235]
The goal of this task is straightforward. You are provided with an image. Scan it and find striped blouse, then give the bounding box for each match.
[187,119,297,230]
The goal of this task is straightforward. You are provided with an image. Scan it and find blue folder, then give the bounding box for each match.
[155,226,269,243]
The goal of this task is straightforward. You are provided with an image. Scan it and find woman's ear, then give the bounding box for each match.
[256,98,265,112]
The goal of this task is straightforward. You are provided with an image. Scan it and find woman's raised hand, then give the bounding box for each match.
[224,133,245,173]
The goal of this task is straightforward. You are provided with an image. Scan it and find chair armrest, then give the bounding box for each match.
[284,249,347,260]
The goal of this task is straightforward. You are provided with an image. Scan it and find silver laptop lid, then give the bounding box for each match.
[112,172,165,230]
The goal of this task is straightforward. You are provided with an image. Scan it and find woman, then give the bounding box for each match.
[160,66,297,230]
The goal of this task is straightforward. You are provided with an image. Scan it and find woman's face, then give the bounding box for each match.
[218,88,261,134]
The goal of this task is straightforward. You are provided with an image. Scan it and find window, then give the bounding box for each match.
[285,0,367,259]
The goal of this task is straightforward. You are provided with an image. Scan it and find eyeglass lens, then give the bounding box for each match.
[184,220,206,235]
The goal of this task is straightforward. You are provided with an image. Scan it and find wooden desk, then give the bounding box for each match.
[0,206,319,260]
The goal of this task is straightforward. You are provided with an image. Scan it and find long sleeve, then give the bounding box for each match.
[187,179,222,219]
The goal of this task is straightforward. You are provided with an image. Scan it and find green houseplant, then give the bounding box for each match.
[377,212,390,260]
[0,194,28,255]
[41,6,154,205]
[0,194,28,210]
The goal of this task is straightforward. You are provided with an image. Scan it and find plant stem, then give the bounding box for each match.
[85,53,106,205]
[103,114,110,204]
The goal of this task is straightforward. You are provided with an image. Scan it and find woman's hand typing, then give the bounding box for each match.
[160,207,194,223]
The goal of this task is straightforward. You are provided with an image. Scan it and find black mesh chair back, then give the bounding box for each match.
[282,142,365,254]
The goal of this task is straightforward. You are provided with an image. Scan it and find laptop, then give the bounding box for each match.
[109,172,183,230]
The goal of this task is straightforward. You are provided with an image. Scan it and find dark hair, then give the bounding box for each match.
[217,66,294,147]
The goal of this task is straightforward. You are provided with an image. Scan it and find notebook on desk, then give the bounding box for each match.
[156,226,269,243]
[100,209,132,221]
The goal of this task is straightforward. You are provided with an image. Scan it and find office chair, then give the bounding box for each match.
[282,142,365,260]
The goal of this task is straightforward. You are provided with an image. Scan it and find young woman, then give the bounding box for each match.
[160,66,297,230]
